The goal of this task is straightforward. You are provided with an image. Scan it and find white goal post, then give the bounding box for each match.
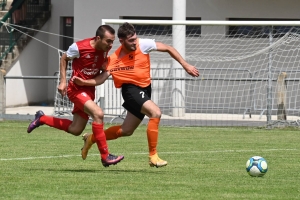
[79,19,300,128]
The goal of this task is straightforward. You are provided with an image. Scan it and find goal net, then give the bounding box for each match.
[99,19,300,128]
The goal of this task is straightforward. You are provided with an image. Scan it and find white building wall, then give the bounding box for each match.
[6,27,49,106]
[5,0,300,107]
[73,0,173,39]
[45,0,74,102]
[5,0,74,107]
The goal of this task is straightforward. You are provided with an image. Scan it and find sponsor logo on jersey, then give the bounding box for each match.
[85,54,91,59]
[109,66,134,72]
[80,68,99,75]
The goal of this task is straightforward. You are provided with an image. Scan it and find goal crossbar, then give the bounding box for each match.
[103,19,300,26]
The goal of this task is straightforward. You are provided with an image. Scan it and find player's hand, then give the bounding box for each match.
[71,76,85,86]
[57,82,67,97]
[100,59,108,70]
[184,64,200,77]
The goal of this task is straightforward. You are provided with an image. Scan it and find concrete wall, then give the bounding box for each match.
[5,0,74,107]
[5,0,300,107]
[45,0,74,102]
[6,25,50,106]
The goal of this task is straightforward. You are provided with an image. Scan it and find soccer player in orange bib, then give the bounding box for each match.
[27,25,124,167]
[73,22,199,167]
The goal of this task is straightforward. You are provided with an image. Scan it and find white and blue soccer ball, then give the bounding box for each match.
[246,156,268,177]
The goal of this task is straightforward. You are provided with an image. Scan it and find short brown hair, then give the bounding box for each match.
[95,25,115,39]
[117,22,136,39]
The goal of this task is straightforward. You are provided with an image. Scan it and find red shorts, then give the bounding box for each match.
[67,88,95,120]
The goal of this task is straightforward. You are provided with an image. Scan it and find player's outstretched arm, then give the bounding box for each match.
[155,42,199,77]
[58,53,72,96]
[72,71,110,86]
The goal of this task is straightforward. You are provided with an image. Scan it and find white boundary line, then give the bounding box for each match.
[0,148,297,161]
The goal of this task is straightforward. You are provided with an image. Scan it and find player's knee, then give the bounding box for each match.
[156,110,162,118]
[151,109,161,118]
[121,129,134,136]
[68,129,82,136]
[91,109,104,121]
[68,125,85,136]
[72,130,82,136]
[74,126,85,135]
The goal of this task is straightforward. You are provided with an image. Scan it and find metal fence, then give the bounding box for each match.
[102,68,300,126]
[2,67,300,127]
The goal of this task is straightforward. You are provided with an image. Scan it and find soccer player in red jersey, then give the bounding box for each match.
[27,25,124,167]
[73,22,199,167]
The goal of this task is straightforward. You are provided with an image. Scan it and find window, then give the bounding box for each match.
[227,18,300,38]
[121,16,201,37]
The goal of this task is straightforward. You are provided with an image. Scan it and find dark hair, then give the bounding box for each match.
[95,25,115,39]
[117,22,136,39]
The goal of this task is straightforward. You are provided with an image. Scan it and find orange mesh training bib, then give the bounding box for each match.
[107,39,151,88]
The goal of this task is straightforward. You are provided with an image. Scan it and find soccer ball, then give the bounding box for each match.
[246,156,268,177]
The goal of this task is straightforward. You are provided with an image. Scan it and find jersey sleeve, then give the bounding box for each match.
[66,43,80,59]
[139,38,157,54]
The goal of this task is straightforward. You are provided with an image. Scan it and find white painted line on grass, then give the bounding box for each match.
[0,148,297,161]
[0,154,82,161]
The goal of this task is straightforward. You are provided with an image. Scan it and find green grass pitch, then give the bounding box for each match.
[0,121,300,200]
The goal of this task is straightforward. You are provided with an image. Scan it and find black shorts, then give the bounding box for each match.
[121,83,151,120]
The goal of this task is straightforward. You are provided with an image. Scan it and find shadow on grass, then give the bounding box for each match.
[31,168,167,174]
